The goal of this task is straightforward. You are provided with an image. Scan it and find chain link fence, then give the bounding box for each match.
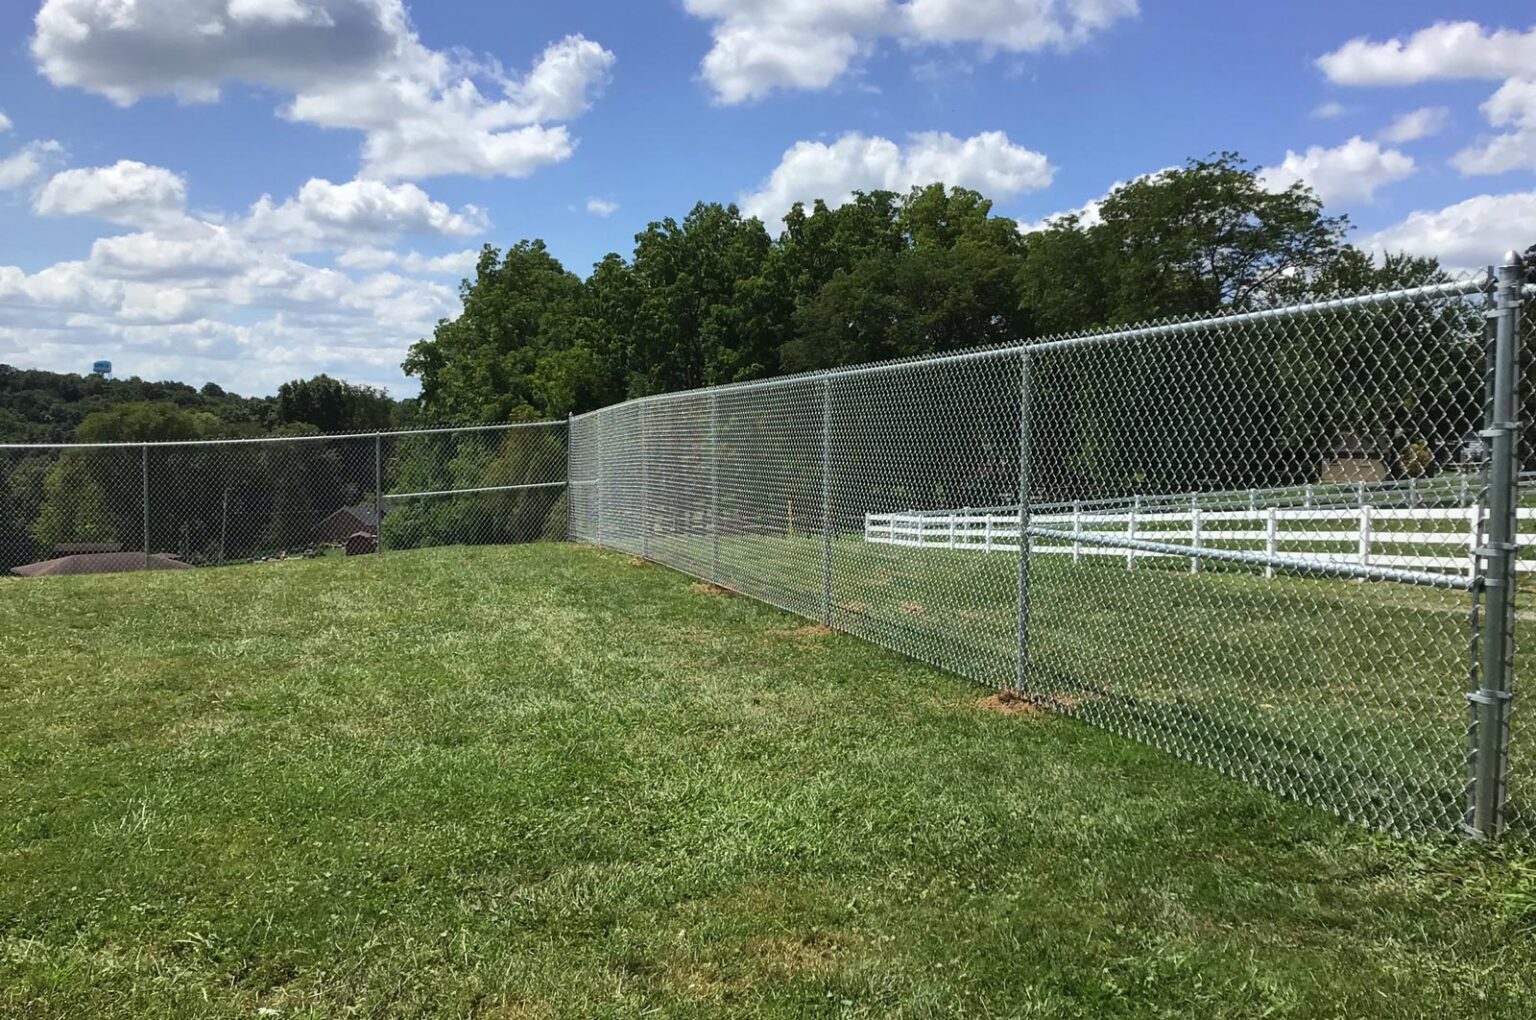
[571,261,1534,839]
[0,422,567,574]
[4,261,1532,840]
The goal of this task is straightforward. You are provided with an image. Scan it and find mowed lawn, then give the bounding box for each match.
[1,545,1534,1018]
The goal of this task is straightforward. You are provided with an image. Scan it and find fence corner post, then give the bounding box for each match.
[1467,252,1524,840]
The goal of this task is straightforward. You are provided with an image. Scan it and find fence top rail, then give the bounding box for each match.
[571,273,1493,421]
[0,419,564,452]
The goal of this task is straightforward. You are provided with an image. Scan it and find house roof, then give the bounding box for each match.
[11,552,193,577]
[324,503,390,528]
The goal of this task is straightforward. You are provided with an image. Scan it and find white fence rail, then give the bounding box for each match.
[865,501,1536,579]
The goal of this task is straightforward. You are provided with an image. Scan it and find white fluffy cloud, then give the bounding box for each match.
[586,198,619,217]
[335,246,479,275]
[0,140,64,191]
[1453,78,1536,176]
[243,178,488,251]
[34,160,188,227]
[1362,192,1536,267]
[1316,22,1536,86]
[742,130,1054,223]
[685,0,1136,103]
[2,155,488,394]
[0,111,11,133]
[31,0,614,180]
[1379,106,1449,144]
[1317,21,1536,176]
[1260,137,1415,205]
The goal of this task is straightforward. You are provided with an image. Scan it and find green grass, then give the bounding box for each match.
[2,543,1535,1018]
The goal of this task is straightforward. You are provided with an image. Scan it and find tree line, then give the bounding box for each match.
[4,152,1531,569]
[407,153,1521,512]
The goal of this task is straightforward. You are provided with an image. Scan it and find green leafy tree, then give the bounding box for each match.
[276,375,395,433]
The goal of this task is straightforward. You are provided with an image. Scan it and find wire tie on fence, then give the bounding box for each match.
[1465,689,1513,707]
[1472,542,1519,558]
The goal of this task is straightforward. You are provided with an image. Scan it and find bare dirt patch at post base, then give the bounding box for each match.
[975,689,1045,716]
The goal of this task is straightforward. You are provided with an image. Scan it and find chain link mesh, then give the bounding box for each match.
[0,423,567,574]
[570,269,1528,837]
[2,269,1528,839]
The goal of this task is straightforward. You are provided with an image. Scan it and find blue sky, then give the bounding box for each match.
[1,1,1533,396]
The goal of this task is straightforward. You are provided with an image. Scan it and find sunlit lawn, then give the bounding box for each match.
[1,543,1534,1018]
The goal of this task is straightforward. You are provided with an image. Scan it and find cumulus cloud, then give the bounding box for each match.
[335,246,479,275]
[242,178,488,251]
[0,140,65,191]
[2,158,488,394]
[0,111,11,133]
[1311,101,1347,120]
[1260,137,1415,205]
[34,160,188,227]
[1362,191,1536,267]
[31,0,614,180]
[741,130,1054,224]
[586,197,619,217]
[1453,78,1536,175]
[1316,21,1536,176]
[685,0,1136,103]
[1316,22,1536,86]
[1379,106,1449,144]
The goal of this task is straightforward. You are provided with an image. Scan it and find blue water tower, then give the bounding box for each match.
[92,360,112,377]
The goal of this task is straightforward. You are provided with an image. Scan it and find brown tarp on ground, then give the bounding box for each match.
[10,553,193,577]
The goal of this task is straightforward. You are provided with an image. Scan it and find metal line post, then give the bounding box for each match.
[1016,349,1032,692]
[141,443,149,569]
[821,376,832,627]
[563,414,572,543]
[640,403,649,560]
[1467,252,1523,839]
[374,433,384,555]
[710,391,720,583]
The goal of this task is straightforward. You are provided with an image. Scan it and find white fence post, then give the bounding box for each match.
[1265,506,1278,579]
[1126,495,1139,569]
[1190,495,1202,574]
[1072,500,1082,564]
[1469,501,1483,581]
[1358,502,1373,567]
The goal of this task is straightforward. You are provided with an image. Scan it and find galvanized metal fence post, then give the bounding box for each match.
[596,414,606,549]
[640,402,649,560]
[821,376,833,627]
[710,390,720,583]
[141,442,149,569]
[374,433,385,555]
[1016,348,1032,692]
[563,414,572,543]
[1467,252,1524,839]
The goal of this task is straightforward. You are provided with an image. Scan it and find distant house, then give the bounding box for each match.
[317,504,389,544]
[1318,430,1389,484]
[11,552,192,578]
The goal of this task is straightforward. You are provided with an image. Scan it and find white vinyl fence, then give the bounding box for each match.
[866,493,1536,580]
